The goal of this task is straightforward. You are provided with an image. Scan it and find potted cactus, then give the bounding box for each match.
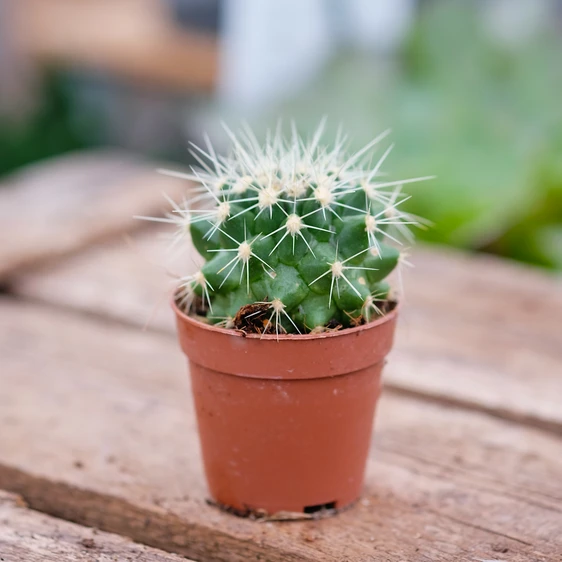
[150,123,430,516]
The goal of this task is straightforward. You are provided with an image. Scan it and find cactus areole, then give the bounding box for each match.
[148,123,430,515]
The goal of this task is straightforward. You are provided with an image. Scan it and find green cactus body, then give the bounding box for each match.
[150,123,430,334]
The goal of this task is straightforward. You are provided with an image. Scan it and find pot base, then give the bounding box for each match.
[206,497,358,520]
[189,361,383,515]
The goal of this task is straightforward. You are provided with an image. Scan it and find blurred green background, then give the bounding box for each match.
[1,0,561,268]
[278,2,562,269]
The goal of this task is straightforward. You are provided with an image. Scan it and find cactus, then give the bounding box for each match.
[146,122,431,335]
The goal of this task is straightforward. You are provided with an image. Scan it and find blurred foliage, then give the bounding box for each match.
[280,1,562,269]
[0,72,96,177]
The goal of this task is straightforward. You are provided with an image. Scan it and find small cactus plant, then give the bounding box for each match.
[148,122,431,335]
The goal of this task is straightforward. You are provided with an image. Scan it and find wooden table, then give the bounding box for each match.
[1,153,561,561]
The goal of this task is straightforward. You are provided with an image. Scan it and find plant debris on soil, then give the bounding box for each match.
[309,318,343,334]
[233,303,286,334]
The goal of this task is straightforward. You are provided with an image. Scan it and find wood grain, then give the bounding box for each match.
[390,245,562,432]
[1,298,560,561]
[0,152,189,278]
[404,245,562,349]
[12,231,562,432]
[0,491,190,561]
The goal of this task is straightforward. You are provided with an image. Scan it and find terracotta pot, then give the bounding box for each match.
[173,301,398,515]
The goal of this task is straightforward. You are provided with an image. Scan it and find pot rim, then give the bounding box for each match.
[171,296,399,342]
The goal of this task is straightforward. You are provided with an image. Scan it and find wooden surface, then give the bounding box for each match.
[0,151,188,277]
[12,0,217,92]
[1,155,562,561]
[9,228,193,332]
[0,491,190,561]
[1,298,561,561]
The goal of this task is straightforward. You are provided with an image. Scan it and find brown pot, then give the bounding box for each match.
[173,302,398,515]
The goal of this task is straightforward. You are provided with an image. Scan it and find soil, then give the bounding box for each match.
[233,303,285,335]
[178,292,396,335]
[191,295,209,317]
[309,319,343,334]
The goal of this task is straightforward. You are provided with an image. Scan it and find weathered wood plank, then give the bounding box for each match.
[0,152,188,277]
[0,491,190,561]
[1,298,560,561]
[405,245,562,348]
[388,245,562,432]
[11,230,562,431]
[10,228,192,333]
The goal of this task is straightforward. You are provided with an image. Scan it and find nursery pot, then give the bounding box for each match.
[173,301,398,515]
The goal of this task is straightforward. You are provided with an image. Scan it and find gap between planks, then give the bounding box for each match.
[0,490,191,561]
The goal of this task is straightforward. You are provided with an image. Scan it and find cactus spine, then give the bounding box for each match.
[152,122,431,334]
